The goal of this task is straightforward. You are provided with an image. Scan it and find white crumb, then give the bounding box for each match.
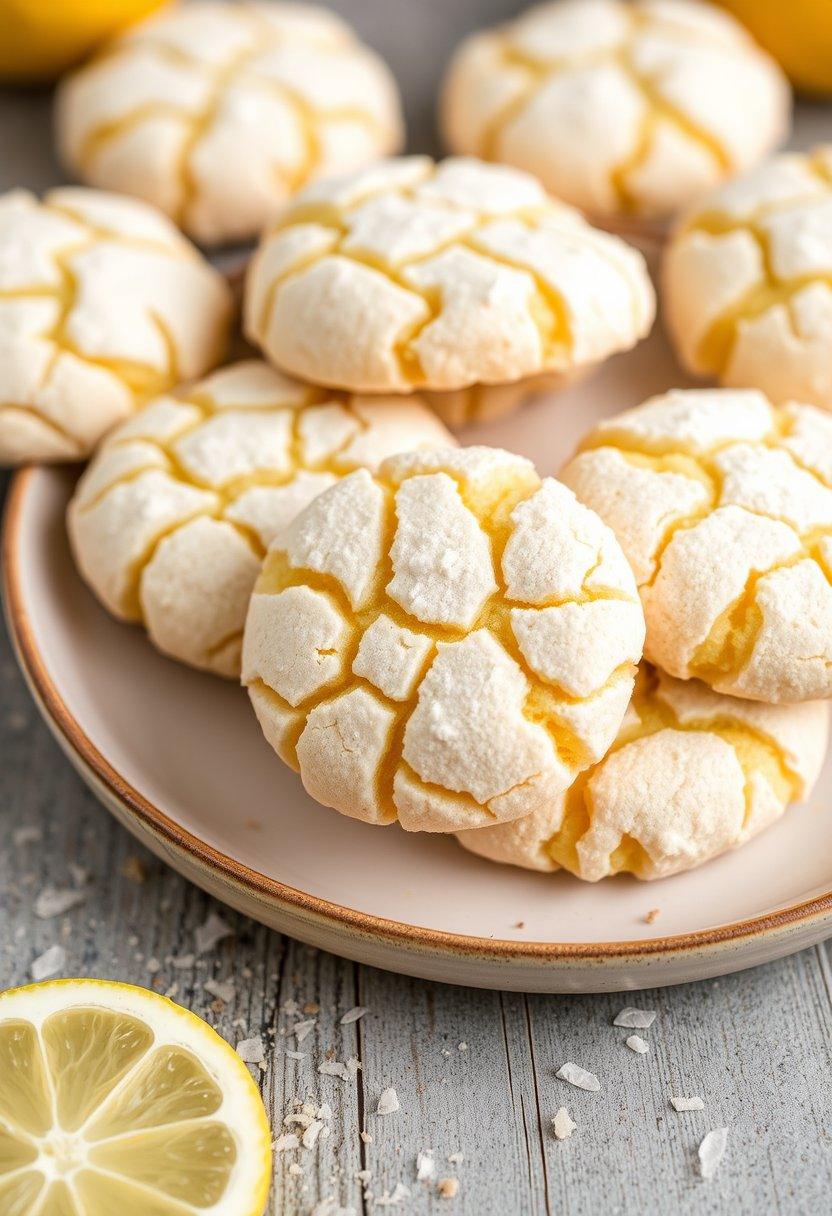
[552,1107,576,1140]
[415,1149,435,1181]
[699,1127,729,1178]
[556,1062,600,1092]
[360,1131,373,1144]
[31,943,65,981]
[35,887,86,919]
[376,1087,400,1116]
[171,952,196,969]
[236,1037,266,1065]
[13,826,42,846]
[375,1181,410,1206]
[613,1007,657,1029]
[447,1151,464,1165]
[293,1018,317,1044]
[302,1120,323,1149]
[146,957,161,975]
[68,863,88,888]
[204,979,236,1004]
[285,1050,306,1061]
[671,1096,705,1112]
[626,1035,649,1054]
[340,1006,368,1025]
[273,1133,300,1152]
[194,911,234,954]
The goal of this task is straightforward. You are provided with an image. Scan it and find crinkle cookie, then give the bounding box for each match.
[242,446,646,831]
[68,360,452,677]
[441,0,789,227]
[561,388,832,703]
[457,664,828,881]
[664,145,832,410]
[0,187,231,466]
[55,1,403,245]
[244,156,655,395]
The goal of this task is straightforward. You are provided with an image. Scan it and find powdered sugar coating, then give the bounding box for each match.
[242,446,645,832]
[561,388,832,702]
[0,187,231,465]
[441,0,789,226]
[55,1,403,245]
[68,360,452,677]
[457,664,828,880]
[664,145,832,412]
[244,156,654,394]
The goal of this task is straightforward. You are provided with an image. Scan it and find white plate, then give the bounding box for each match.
[5,322,832,992]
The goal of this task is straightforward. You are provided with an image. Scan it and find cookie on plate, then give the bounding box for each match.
[457,664,829,881]
[664,145,832,409]
[441,0,789,230]
[562,388,832,703]
[68,360,452,677]
[0,187,231,465]
[242,446,646,831]
[244,156,655,400]
[55,1,403,245]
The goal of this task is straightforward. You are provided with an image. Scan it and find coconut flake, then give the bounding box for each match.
[31,943,65,981]
[303,1120,323,1148]
[204,978,236,1005]
[447,1151,464,1165]
[415,1149,435,1181]
[375,1182,410,1206]
[340,1006,368,1025]
[274,1133,300,1152]
[699,1127,729,1178]
[171,952,195,969]
[671,1096,704,1112]
[293,1018,317,1044]
[613,1007,657,1029]
[626,1035,649,1054]
[556,1062,600,1092]
[376,1087,400,1115]
[13,826,43,846]
[552,1107,576,1140]
[194,911,234,954]
[35,887,86,919]
[236,1037,266,1064]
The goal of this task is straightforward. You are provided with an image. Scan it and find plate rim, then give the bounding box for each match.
[5,464,832,966]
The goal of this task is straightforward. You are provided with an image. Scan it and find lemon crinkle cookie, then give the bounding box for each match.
[55,1,403,245]
[68,360,452,677]
[664,145,832,410]
[244,156,655,399]
[457,664,829,881]
[241,446,646,832]
[440,0,789,228]
[561,387,832,703]
[0,187,231,465]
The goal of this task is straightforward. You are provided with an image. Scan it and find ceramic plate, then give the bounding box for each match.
[5,321,832,993]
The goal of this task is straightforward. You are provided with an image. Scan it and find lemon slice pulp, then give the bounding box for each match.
[0,979,272,1216]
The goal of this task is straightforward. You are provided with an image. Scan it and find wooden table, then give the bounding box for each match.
[2,5,832,1212]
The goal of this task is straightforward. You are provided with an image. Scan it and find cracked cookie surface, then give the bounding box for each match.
[243,156,655,394]
[457,663,828,881]
[67,360,452,677]
[664,145,832,410]
[440,0,789,226]
[55,1,403,245]
[242,446,645,832]
[0,187,231,465]
[562,387,832,702]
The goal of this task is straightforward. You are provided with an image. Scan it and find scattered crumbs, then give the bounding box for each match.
[319,1057,361,1081]
[552,1107,576,1141]
[613,1007,657,1030]
[34,886,86,920]
[699,1127,729,1179]
[340,1006,368,1025]
[236,1037,266,1065]
[121,854,149,883]
[31,944,65,982]
[447,1152,464,1165]
[377,1087,400,1116]
[356,1169,372,1184]
[644,907,660,924]
[415,1149,435,1182]
[171,952,196,970]
[13,826,43,847]
[626,1035,649,1055]
[274,1133,300,1152]
[437,1178,460,1199]
[194,911,234,955]
[556,1062,600,1092]
[360,1131,373,1144]
[293,1018,317,1044]
[375,1182,410,1206]
[146,957,161,976]
[671,1096,705,1112]
[204,978,236,1005]
[286,1050,306,1062]
[457,1042,468,1052]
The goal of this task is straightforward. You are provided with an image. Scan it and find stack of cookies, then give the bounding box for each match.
[9,0,832,885]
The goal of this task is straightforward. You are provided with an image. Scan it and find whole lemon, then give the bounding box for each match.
[0,0,166,83]
[715,0,832,96]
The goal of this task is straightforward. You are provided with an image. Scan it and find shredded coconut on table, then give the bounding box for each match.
[293,1018,317,1043]
[613,1008,657,1029]
[699,1127,729,1178]
[671,1096,705,1112]
[626,1035,649,1054]
[552,1107,576,1140]
[30,943,65,981]
[340,1006,368,1024]
[274,1133,300,1152]
[34,887,86,919]
[319,1056,362,1081]
[203,978,236,1004]
[415,1149,435,1181]
[377,1087,401,1115]
[375,1182,410,1206]
[556,1062,601,1091]
[194,911,234,954]
[236,1037,266,1064]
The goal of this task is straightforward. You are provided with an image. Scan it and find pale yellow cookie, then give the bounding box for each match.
[242,446,646,832]
[244,156,655,395]
[664,145,832,410]
[457,664,828,881]
[0,187,231,466]
[55,1,403,245]
[562,387,832,703]
[68,360,452,677]
[441,0,790,228]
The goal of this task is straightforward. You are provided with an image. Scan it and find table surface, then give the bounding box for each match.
[2,3,832,1213]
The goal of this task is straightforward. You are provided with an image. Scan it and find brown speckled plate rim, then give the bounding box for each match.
[4,465,832,967]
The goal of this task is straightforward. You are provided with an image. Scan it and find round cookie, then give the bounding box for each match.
[664,145,832,410]
[0,187,231,466]
[244,156,655,395]
[441,0,790,229]
[561,387,832,703]
[55,1,403,245]
[68,360,452,677]
[241,446,646,832]
[457,664,829,881]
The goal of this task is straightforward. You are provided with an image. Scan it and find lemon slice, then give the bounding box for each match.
[0,979,272,1216]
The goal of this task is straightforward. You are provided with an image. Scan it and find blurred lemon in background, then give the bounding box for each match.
[0,0,166,84]
[716,0,832,96]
